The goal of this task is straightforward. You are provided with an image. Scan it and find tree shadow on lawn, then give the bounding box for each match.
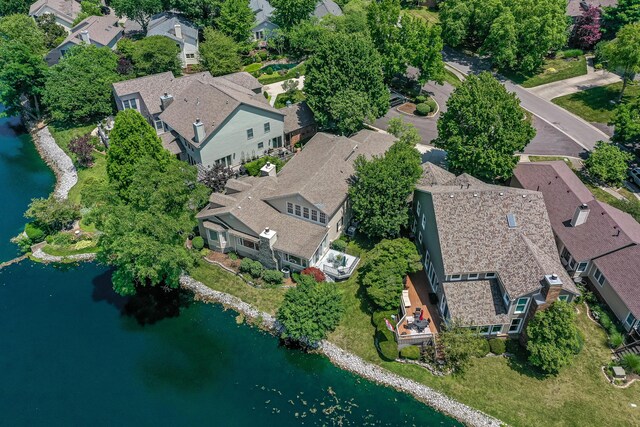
[504,340,548,380]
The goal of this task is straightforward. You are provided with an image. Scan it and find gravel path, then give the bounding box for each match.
[179,275,504,427]
[32,126,78,199]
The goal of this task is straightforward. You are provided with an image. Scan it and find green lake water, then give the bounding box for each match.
[0,115,460,426]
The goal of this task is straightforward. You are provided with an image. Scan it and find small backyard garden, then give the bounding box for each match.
[243,61,306,85]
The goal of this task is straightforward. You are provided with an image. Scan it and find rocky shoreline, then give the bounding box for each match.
[179,275,504,427]
[30,124,77,200]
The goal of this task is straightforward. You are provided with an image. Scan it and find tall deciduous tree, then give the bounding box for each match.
[584,141,633,186]
[598,23,640,101]
[111,0,163,32]
[609,98,640,146]
[305,32,388,134]
[349,126,422,239]
[435,72,535,182]
[36,14,67,49]
[0,0,29,16]
[130,35,182,77]
[0,41,48,118]
[215,0,255,44]
[481,8,517,70]
[601,0,640,38]
[438,320,484,373]
[527,301,582,375]
[43,45,119,123]
[570,5,602,50]
[359,238,422,310]
[199,28,242,76]
[367,0,443,84]
[170,0,219,27]
[95,157,208,296]
[107,109,171,195]
[277,274,344,345]
[271,0,316,28]
[0,14,46,54]
[25,196,80,234]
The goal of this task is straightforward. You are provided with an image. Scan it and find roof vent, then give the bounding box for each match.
[499,192,504,196]
[506,213,517,228]
[473,193,478,197]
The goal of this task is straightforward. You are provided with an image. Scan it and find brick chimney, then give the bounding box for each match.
[540,274,563,309]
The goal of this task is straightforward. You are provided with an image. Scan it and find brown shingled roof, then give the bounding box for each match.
[443,280,510,326]
[593,245,640,318]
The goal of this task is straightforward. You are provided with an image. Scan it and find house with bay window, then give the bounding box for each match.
[411,163,579,338]
[512,161,640,338]
[195,130,395,280]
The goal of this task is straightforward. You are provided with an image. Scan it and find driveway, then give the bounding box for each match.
[263,76,305,106]
[527,57,622,101]
[442,48,609,152]
[373,80,587,159]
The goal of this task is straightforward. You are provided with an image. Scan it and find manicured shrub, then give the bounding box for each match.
[474,339,491,357]
[489,338,506,355]
[228,251,238,260]
[621,354,640,375]
[415,103,431,116]
[239,258,263,278]
[262,269,284,285]
[426,98,437,112]
[244,156,284,176]
[415,95,426,103]
[49,232,74,246]
[609,332,624,348]
[301,266,326,282]
[400,345,421,360]
[24,223,45,242]
[562,49,583,58]
[192,236,204,250]
[331,239,347,252]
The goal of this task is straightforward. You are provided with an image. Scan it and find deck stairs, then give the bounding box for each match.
[614,340,640,359]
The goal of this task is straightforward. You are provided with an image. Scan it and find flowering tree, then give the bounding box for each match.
[571,5,602,50]
[300,267,326,282]
[69,134,94,167]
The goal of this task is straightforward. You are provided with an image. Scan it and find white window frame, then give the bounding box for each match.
[239,238,258,251]
[416,200,421,215]
[257,141,264,149]
[303,207,309,219]
[294,205,301,216]
[154,119,164,132]
[418,232,423,244]
[485,272,496,279]
[626,312,636,327]
[449,274,461,281]
[421,214,426,229]
[479,326,490,335]
[319,212,327,224]
[576,261,588,273]
[186,53,195,59]
[490,324,502,334]
[508,318,522,333]
[208,230,218,241]
[122,98,138,110]
[287,202,293,214]
[594,269,605,286]
[468,273,479,280]
[246,128,254,139]
[264,122,270,133]
[503,292,510,309]
[514,297,529,314]
[558,295,569,302]
[311,209,318,222]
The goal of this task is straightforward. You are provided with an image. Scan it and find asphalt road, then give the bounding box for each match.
[442,48,609,152]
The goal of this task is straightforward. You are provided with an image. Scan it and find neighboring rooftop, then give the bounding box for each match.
[60,14,123,47]
[512,161,640,261]
[283,102,316,134]
[147,12,198,42]
[249,0,275,24]
[313,0,343,18]
[443,280,510,326]
[29,0,81,22]
[418,163,577,298]
[566,0,617,17]
[197,130,394,258]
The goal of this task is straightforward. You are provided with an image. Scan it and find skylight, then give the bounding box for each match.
[507,213,517,228]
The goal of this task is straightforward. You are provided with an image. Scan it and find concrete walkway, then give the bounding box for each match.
[527,57,622,101]
[262,76,305,107]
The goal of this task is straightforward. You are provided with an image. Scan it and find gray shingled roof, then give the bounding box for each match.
[29,0,81,21]
[264,131,395,216]
[566,0,617,17]
[512,161,640,261]
[147,12,198,42]
[313,0,343,18]
[197,130,395,258]
[60,15,123,47]
[249,0,274,24]
[283,102,316,134]
[443,280,510,326]
[419,163,577,298]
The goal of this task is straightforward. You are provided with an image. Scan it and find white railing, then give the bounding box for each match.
[322,259,359,279]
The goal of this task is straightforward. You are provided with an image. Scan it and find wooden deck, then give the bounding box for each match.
[396,272,442,345]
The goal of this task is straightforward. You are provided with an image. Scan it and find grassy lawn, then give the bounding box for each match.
[552,82,640,123]
[49,123,96,156]
[504,55,587,88]
[442,68,462,88]
[274,89,306,108]
[403,6,440,24]
[258,63,306,85]
[67,152,107,205]
[189,259,287,315]
[529,155,571,163]
[42,242,98,257]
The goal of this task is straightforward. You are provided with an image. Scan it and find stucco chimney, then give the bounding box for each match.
[193,118,205,143]
[570,203,590,227]
[174,24,183,39]
[80,30,90,44]
[260,227,277,247]
[160,92,174,110]
[260,162,277,177]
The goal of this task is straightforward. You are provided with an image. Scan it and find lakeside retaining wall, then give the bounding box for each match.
[30,125,77,200]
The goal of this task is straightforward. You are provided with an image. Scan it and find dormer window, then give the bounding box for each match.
[122,98,137,110]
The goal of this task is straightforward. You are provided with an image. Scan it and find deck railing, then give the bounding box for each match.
[322,258,359,279]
